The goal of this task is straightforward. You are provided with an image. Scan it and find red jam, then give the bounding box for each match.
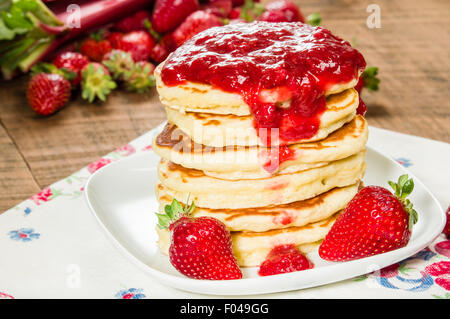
[161,22,366,143]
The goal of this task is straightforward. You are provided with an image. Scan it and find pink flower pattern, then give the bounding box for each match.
[425,261,450,291]
[30,188,54,205]
[87,158,113,174]
[114,144,136,157]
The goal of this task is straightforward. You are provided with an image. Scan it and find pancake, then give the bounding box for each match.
[156,151,366,209]
[156,212,340,267]
[157,183,359,232]
[153,115,368,179]
[163,88,359,147]
[155,60,360,117]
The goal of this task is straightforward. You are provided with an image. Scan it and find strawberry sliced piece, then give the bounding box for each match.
[258,244,313,276]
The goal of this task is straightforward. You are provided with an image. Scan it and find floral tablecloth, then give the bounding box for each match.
[0,125,449,299]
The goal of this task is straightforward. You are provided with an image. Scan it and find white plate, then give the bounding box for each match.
[84,145,445,296]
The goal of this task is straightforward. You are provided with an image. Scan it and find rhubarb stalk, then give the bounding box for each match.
[0,0,154,79]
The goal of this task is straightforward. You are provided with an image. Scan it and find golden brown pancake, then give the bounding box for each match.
[157,183,359,232]
[153,115,368,178]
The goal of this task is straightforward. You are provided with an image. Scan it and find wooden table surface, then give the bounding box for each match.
[0,0,449,212]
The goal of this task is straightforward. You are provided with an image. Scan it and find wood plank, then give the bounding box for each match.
[0,77,165,188]
[0,121,40,212]
[302,0,450,142]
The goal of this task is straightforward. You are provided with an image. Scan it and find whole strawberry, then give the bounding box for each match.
[52,52,90,87]
[172,10,223,47]
[258,244,313,276]
[319,175,418,262]
[201,0,232,18]
[80,34,112,62]
[150,33,177,63]
[117,31,156,62]
[156,199,242,280]
[229,0,265,22]
[106,32,124,49]
[151,0,199,33]
[114,10,152,33]
[27,73,71,116]
[259,0,305,23]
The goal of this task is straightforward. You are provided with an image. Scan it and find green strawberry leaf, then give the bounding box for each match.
[362,66,380,91]
[156,197,196,229]
[401,179,414,198]
[171,199,183,216]
[30,62,76,81]
[306,13,321,26]
[389,174,418,230]
[388,181,399,196]
[156,213,171,229]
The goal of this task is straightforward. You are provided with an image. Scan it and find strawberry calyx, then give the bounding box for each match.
[306,12,321,26]
[156,198,195,230]
[102,50,135,80]
[143,20,162,42]
[361,66,380,92]
[388,174,418,230]
[123,61,156,93]
[30,62,76,83]
[240,0,265,22]
[81,63,117,102]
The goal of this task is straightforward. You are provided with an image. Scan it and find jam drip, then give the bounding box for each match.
[161,22,366,171]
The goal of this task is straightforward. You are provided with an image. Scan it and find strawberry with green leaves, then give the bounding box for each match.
[81,63,117,103]
[259,0,305,23]
[116,31,156,62]
[79,33,112,62]
[319,175,418,262]
[156,199,242,280]
[228,0,265,22]
[52,52,90,87]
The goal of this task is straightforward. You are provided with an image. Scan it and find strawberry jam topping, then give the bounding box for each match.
[161,22,365,172]
[161,22,366,141]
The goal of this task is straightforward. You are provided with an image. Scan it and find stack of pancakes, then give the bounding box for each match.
[152,62,368,267]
